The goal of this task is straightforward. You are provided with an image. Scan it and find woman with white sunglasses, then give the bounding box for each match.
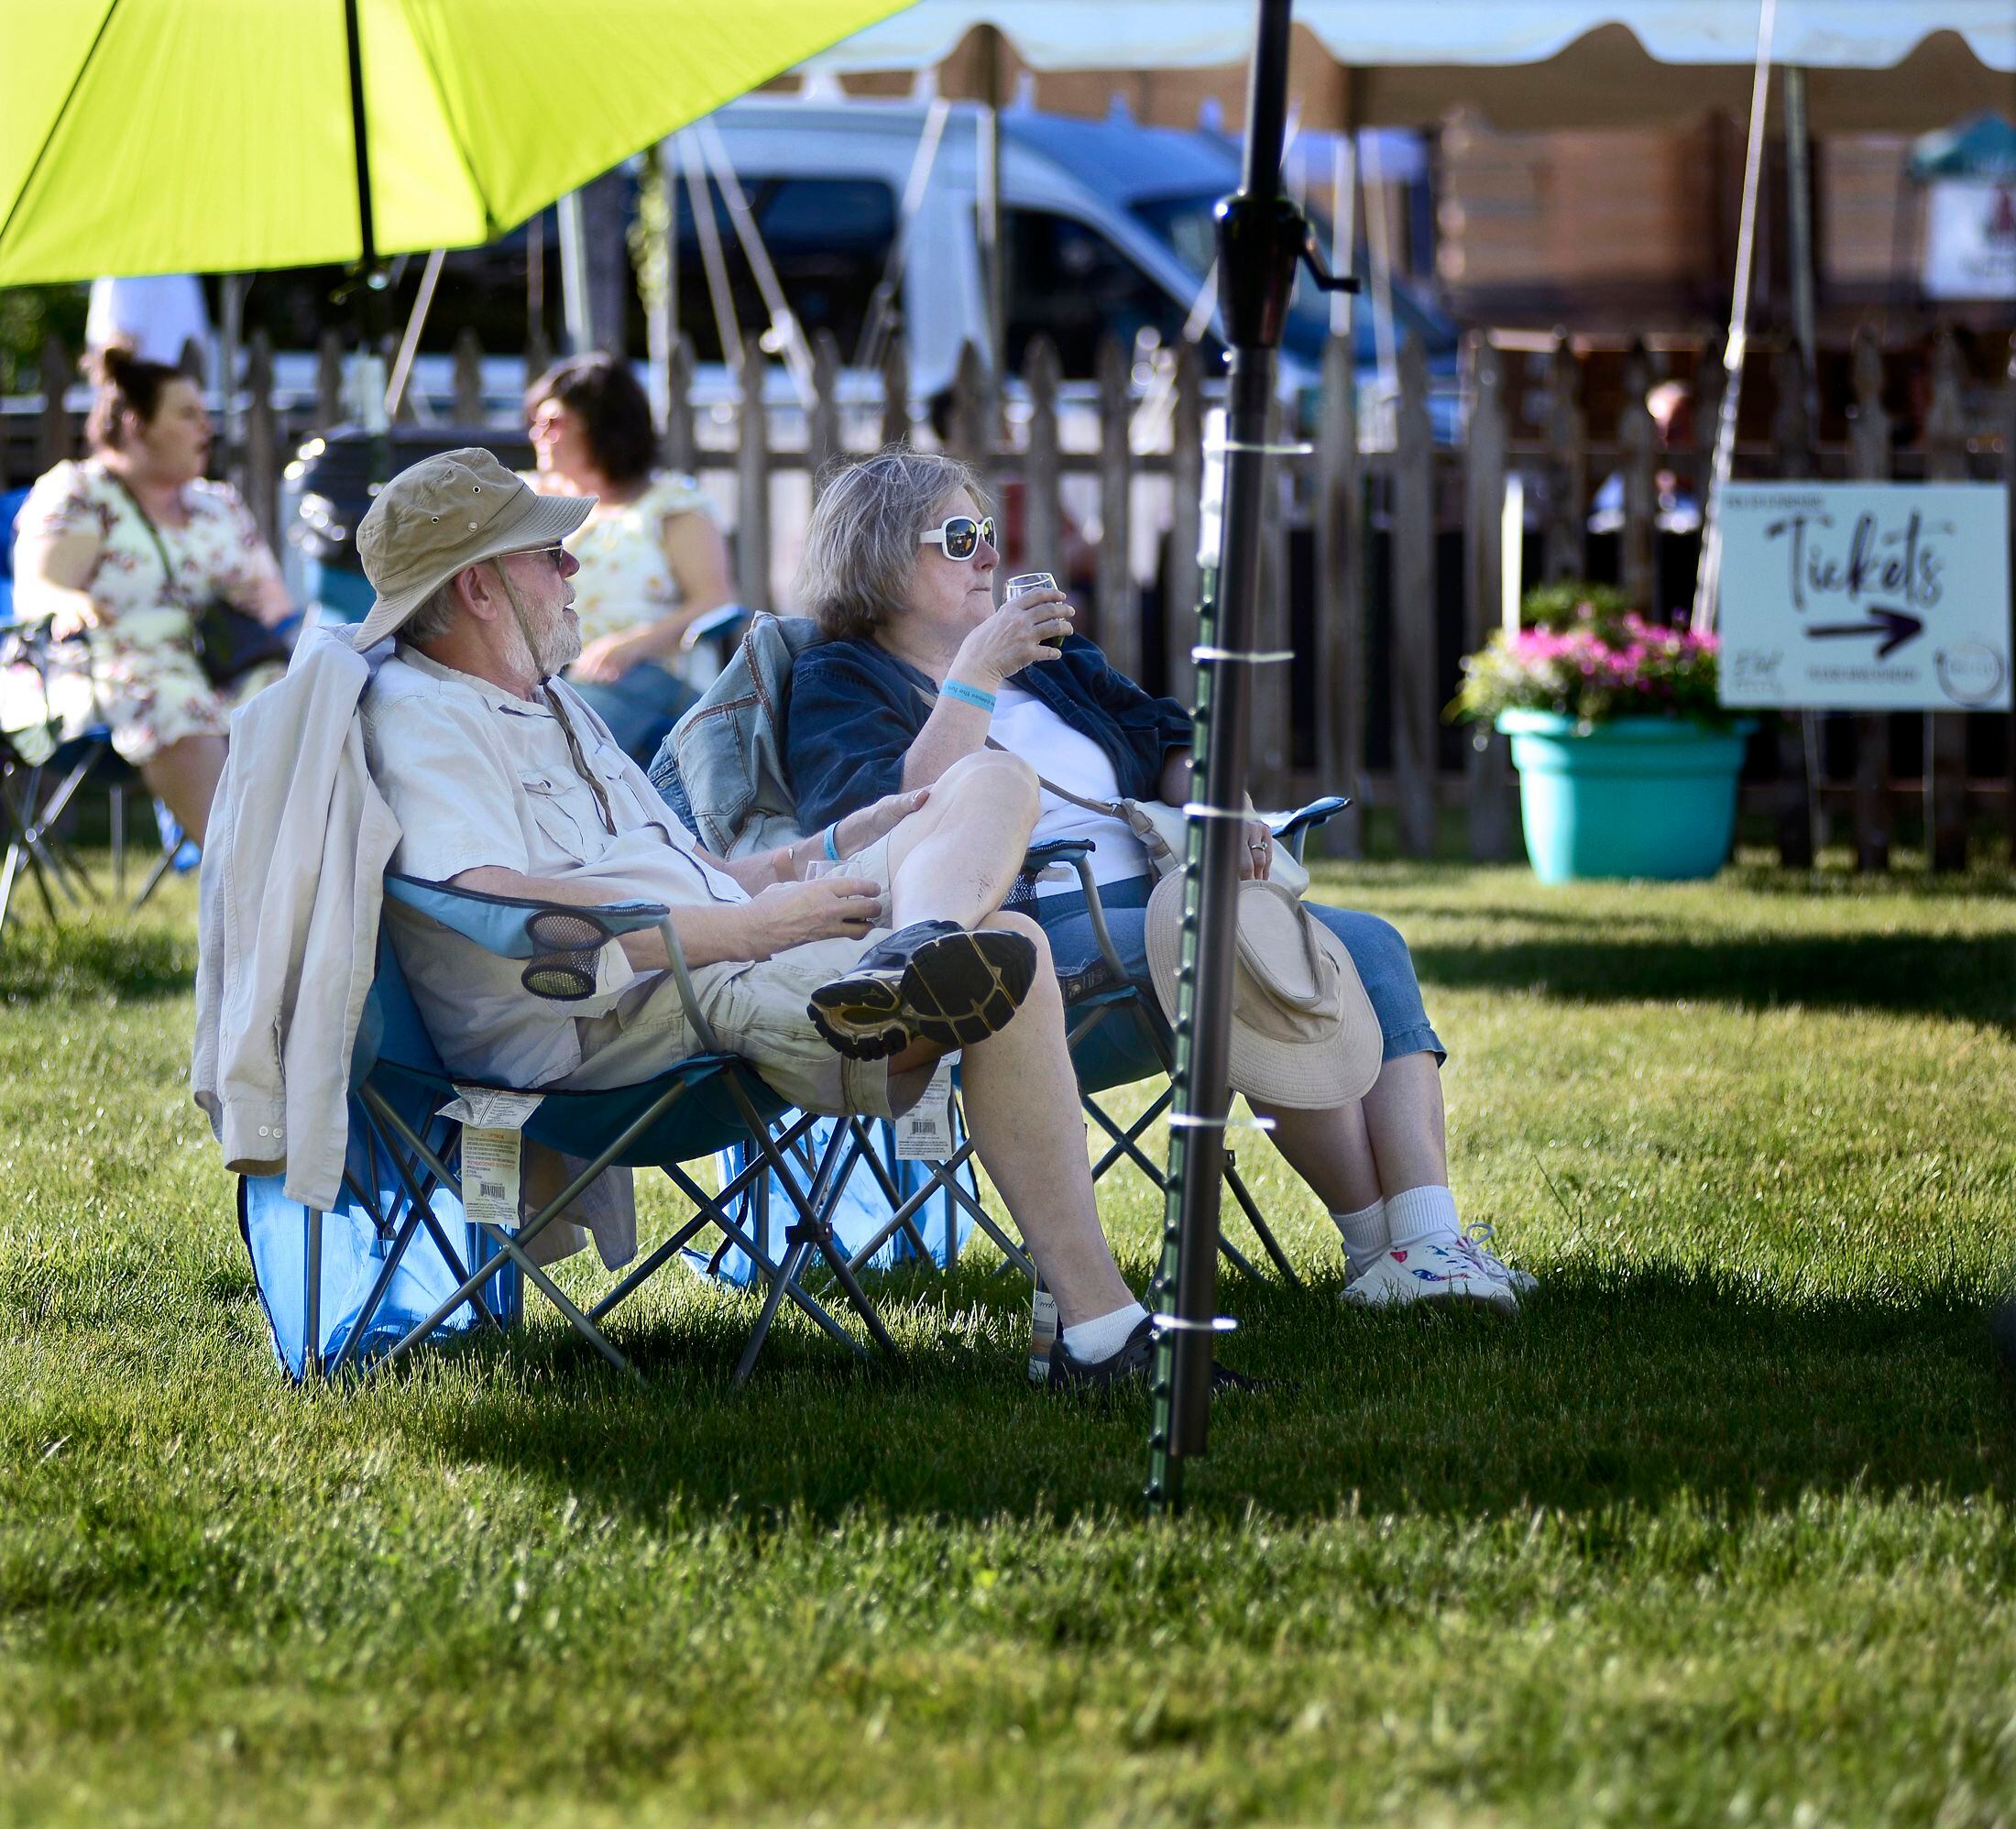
[783,447,1536,1312]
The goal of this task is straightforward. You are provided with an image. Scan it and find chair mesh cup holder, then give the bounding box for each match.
[520,905,615,1002]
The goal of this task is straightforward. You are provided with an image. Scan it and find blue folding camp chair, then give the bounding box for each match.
[651,612,1351,1290]
[827,802,1349,1292]
[243,873,905,1385]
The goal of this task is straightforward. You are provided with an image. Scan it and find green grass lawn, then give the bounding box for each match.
[3,855,2014,1826]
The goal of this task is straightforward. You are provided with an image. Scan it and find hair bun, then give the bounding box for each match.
[87,340,141,388]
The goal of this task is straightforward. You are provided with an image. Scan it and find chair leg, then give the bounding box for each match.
[360,1085,635,1377]
[25,839,61,925]
[653,1155,866,1355]
[805,1221,901,1361]
[1222,1150,1301,1287]
[725,1088,908,1369]
[109,784,125,899]
[0,838,21,933]
[303,1205,323,1382]
[846,1137,1032,1280]
[130,842,178,913]
[1115,998,1297,1285]
[0,772,63,925]
[27,754,104,904]
[709,1206,865,1358]
[330,1209,438,1379]
[733,1237,814,1387]
[367,1111,503,1336]
[0,820,40,931]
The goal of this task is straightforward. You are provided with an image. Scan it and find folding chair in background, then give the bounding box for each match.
[242,873,909,1385]
[0,485,202,934]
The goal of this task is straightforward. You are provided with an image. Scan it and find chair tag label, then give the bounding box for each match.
[438,1089,544,1232]
[459,1128,522,1230]
[893,1054,958,1161]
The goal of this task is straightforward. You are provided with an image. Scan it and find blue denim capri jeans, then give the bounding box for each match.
[1030,874,1444,1096]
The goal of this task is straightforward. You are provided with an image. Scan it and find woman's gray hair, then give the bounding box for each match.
[796,447,989,641]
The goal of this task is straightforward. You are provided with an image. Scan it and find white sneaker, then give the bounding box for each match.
[1342,1241,1518,1313]
[1459,1221,1538,1296]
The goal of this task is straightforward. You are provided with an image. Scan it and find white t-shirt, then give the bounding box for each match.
[989,683,1150,897]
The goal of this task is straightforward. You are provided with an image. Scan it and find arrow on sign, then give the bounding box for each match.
[1803,607,1924,660]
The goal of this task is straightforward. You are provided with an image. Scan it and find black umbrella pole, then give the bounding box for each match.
[343,0,393,480]
[1146,0,1301,1516]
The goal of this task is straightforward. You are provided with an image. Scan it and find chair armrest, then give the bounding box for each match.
[1023,837,1094,872]
[1016,839,1130,981]
[1268,794,1353,861]
[385,873,667,958]
[384,873,724,1049]
[681,602,747,646]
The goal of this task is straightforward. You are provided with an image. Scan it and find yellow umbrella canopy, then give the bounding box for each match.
[0,0,910,285]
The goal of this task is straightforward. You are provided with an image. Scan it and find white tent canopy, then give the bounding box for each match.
[800,2,2016,132]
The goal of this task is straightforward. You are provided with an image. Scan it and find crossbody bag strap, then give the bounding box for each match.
[104,471,191,612]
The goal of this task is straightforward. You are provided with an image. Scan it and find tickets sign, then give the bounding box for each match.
[1717,483,2011,711]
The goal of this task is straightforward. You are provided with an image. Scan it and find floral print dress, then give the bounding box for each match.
[16,458,286,762]
[551,470,717,674]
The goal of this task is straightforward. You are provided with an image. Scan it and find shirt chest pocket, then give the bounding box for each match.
[519,771,595,858]
[579,736,668,835]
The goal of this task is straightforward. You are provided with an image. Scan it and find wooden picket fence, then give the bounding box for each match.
[6,319,2012,870]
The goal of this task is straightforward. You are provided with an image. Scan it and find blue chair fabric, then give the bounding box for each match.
[239,878,904,1384]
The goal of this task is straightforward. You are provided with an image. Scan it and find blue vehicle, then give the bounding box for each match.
[694,98,1460,435]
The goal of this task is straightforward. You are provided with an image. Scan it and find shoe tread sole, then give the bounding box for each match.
[808,930,1036,1062]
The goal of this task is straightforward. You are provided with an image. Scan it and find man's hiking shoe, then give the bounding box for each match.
[1046,1314,1267,1394]
[1342,1242,1519,1314]
[808,920,1037,1061]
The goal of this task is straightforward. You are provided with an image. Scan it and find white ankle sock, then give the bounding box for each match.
[1386,1184,1461,1250]
[1062,1300,1148,1364]
[1331,1200,1389,1278]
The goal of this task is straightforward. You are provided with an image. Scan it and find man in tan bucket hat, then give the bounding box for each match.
[355,450,1214,1389]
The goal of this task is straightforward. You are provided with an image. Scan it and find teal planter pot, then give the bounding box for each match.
[1497,710,1754,883]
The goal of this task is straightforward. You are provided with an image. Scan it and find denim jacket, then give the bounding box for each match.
[649,612,822,856]
[787,634,1193,833]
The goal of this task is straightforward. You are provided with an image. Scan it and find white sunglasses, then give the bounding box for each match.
[917,514,997,562]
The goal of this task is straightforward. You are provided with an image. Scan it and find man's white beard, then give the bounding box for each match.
[498,568,581,680]
[533,614,582,680]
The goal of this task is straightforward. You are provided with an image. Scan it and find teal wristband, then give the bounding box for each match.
[823,823,841,863]
[941,678,997,713]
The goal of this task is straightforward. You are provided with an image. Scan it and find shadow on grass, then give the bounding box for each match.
[404,1257,2016,1528]
[1411,932,2016,1032]
[0,923,195,1003]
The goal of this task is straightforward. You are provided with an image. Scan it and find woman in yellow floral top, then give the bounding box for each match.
[524,354,736,761]
[14,348,292,843]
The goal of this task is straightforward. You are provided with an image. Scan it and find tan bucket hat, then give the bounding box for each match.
[1145,874,1383,1109]
[347,447,595,651]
